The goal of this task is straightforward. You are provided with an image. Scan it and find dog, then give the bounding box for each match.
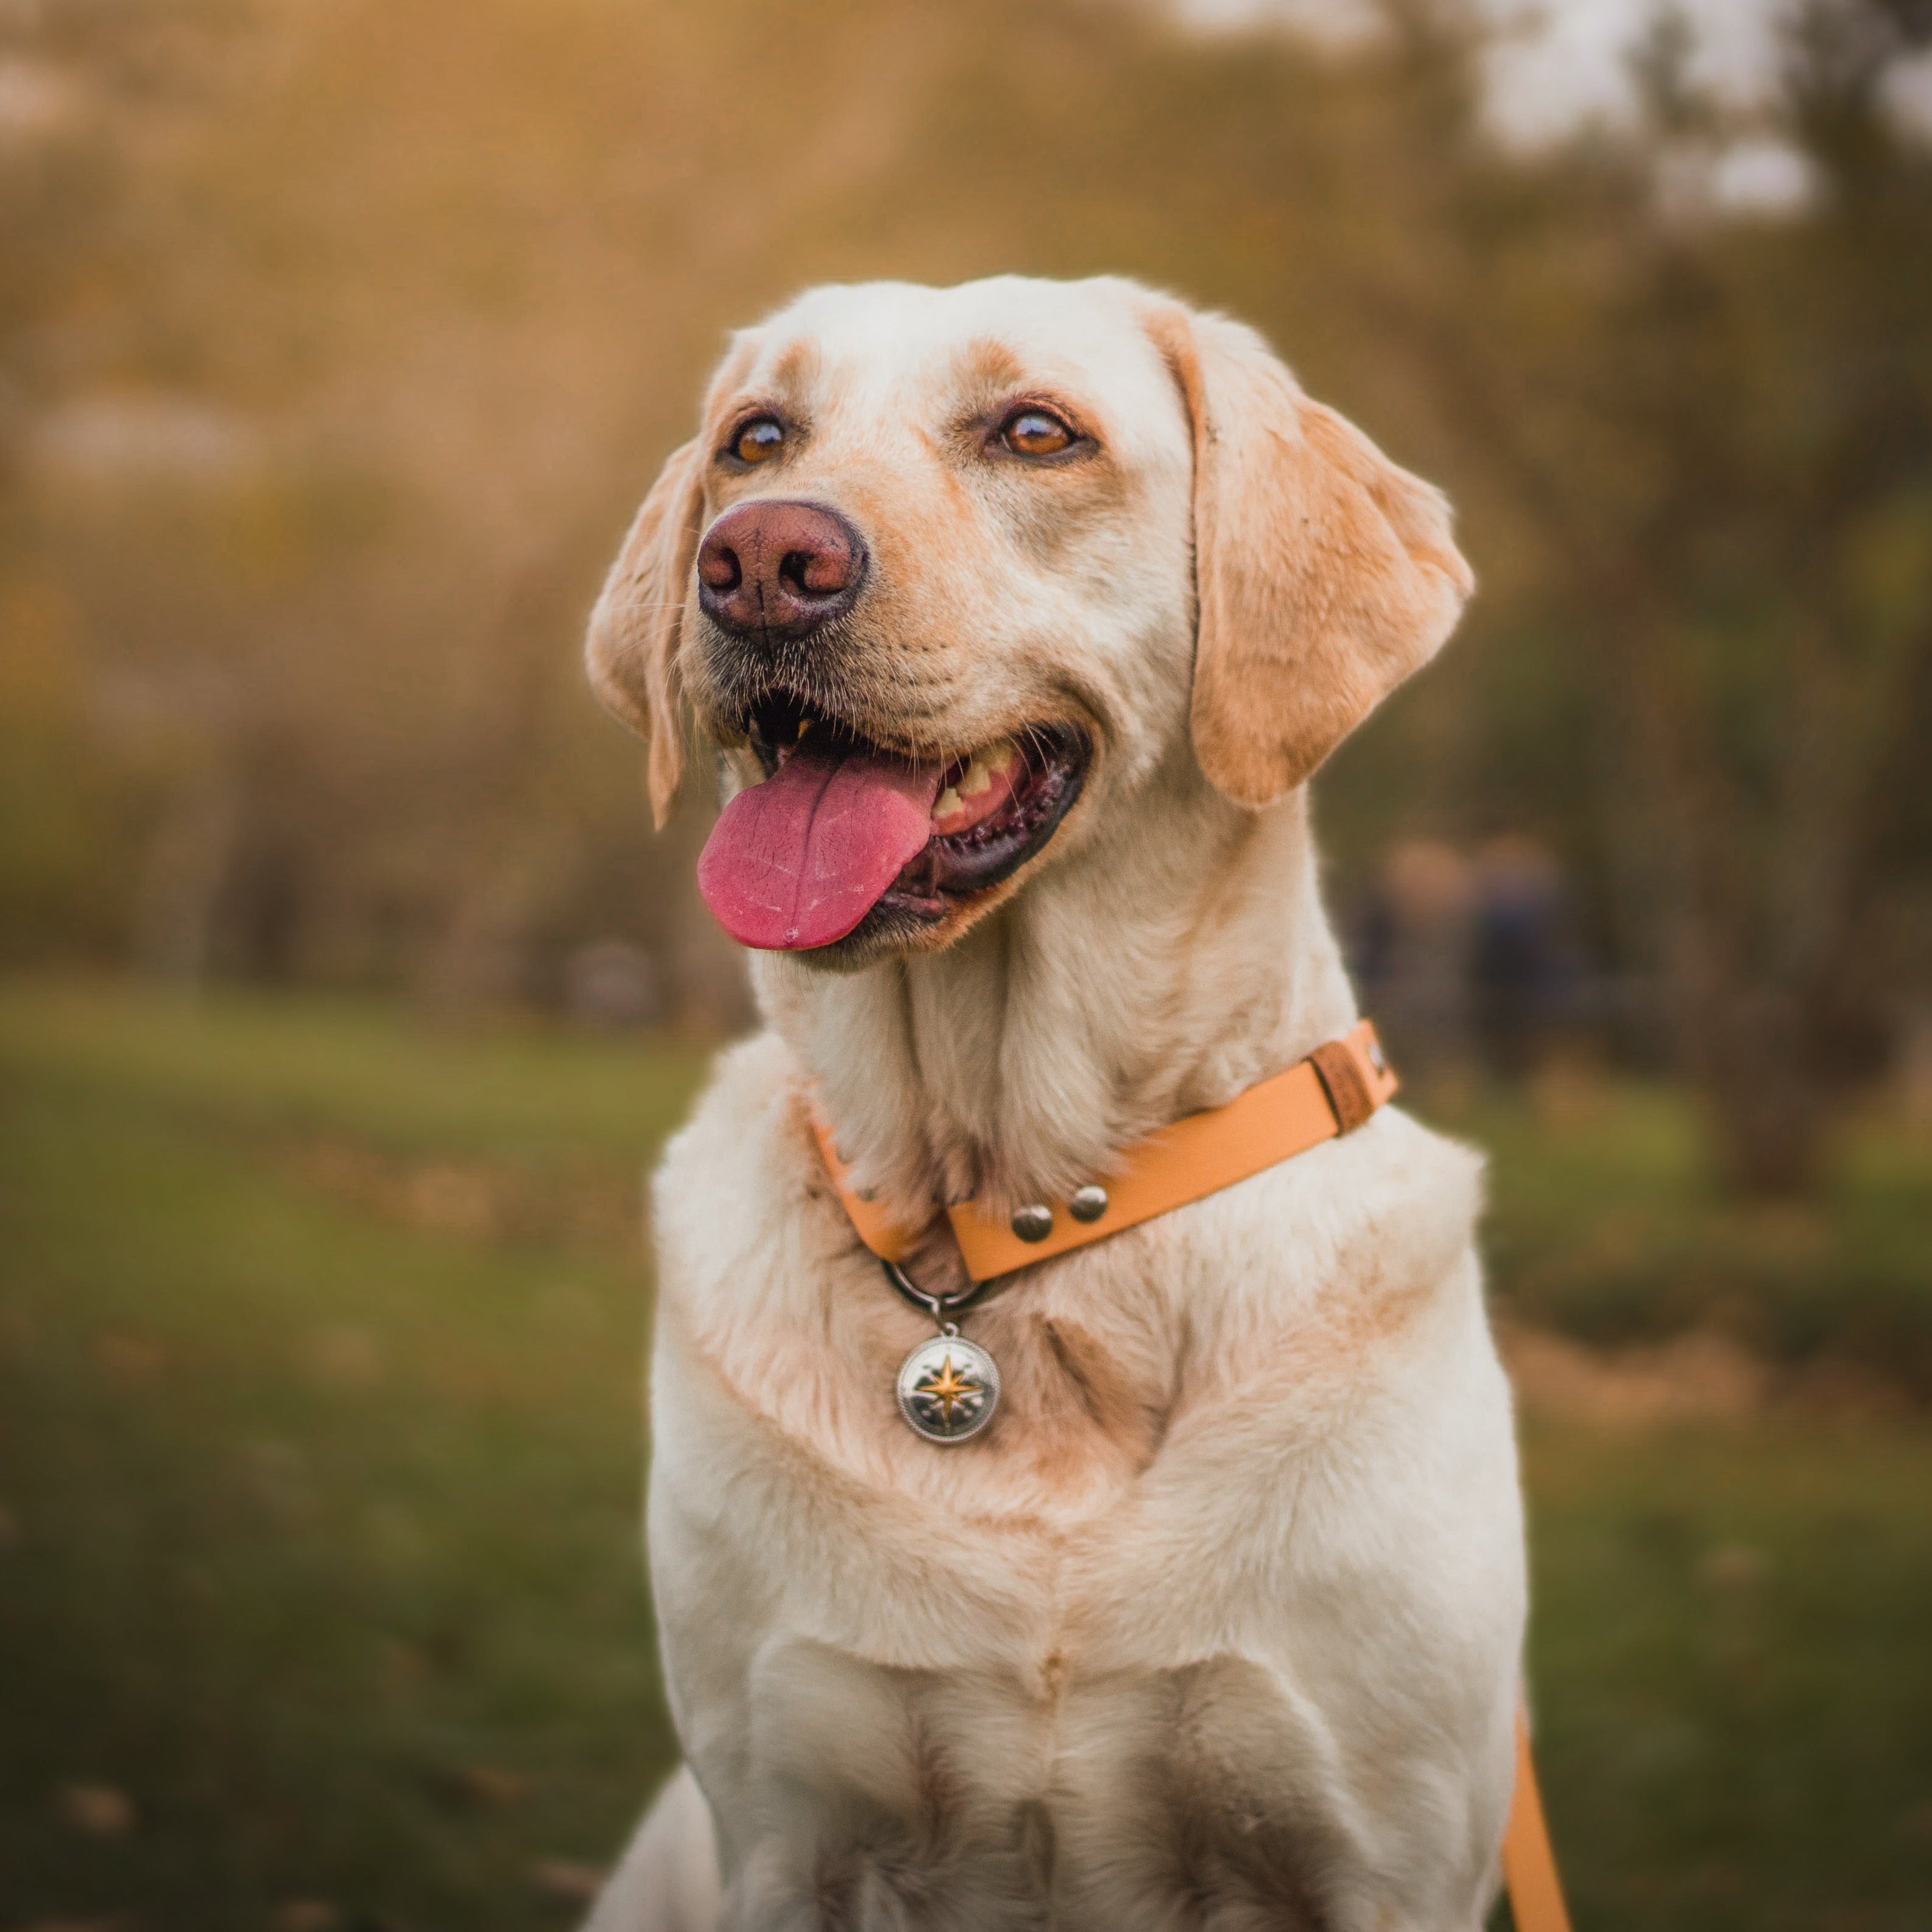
[582,275,1525,1931]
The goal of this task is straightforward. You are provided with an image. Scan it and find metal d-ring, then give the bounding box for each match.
[881,1257,995,1328]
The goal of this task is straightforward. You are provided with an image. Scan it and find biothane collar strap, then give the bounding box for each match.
[812,1018,1400,1285]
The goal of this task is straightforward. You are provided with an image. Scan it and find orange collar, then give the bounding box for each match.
[813,1018,1399,1282]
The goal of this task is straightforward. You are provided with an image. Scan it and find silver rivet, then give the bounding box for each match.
[1068,1184,1109,1223]
[1010,1203,1054,1243]
[1367,1039,1387,1073]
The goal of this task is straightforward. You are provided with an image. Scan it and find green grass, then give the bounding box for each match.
[1,981,1929,1931]
[1520,1421,1932,1931]
[0,982,704,1931]
[1440,1073,1932,1400]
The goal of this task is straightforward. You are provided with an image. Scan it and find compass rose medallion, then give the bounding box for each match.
[895,1333,1000,1443]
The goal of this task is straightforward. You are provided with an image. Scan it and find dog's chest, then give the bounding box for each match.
[654,1102,1429,1620]
[648,1070,1515,1928]
[658,1239,1350,1920]
[697,1213,1191,1532]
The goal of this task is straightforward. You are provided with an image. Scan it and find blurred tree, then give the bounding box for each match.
[0,0,252,967]
[1355,0,1932,1191]
[3,0,1928,1193]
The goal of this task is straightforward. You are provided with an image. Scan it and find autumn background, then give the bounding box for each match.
[2,1,1930,1927]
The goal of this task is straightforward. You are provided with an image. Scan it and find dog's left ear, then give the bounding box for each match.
[1146,302,1474,808]
[585,435,707,828]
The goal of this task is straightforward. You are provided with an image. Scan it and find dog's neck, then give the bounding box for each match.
[754,763,1358,1223]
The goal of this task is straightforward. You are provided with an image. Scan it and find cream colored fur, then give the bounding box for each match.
[583,277,1525,1932]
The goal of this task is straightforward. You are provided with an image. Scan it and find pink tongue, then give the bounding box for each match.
[697,745,943,950]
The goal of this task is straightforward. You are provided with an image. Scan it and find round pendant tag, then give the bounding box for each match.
[896,1333,1000,1444]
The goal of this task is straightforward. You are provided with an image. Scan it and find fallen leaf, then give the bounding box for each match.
[1698,1543,1772,1592]
[308,1327,384,1392]
[270,1903,344,1932]
[529,1859,605,1903]
[95,1331,167,1386]
[453,1762,530,1808]
[57,1783,136,1836]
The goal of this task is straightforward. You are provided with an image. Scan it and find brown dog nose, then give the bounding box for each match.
[696,499,867,644]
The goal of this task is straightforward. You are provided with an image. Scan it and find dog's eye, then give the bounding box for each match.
[730,417,785,466]
[1001,409,1075,458]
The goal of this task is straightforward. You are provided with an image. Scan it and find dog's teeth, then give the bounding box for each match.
[958,736,1018,799]
[934,785,962,820]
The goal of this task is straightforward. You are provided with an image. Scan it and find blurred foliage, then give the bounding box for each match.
[2,981,1929,1930]
[2,0,1931,1188]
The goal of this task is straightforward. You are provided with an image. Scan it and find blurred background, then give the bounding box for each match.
[2,0,1930,1927]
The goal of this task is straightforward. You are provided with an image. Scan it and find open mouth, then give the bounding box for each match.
[696,688,1088,952]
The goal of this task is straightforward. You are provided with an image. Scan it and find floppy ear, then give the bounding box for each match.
[585,435,707,828]
[1147,303,1473,808]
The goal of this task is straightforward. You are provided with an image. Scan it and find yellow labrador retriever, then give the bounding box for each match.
[583,276,1524,1931]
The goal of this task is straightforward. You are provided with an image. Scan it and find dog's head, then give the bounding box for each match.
[588,276,1471,965]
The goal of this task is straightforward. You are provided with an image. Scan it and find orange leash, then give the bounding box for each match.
[813,1019,1571,1930]
[1503,1707,1573,1932]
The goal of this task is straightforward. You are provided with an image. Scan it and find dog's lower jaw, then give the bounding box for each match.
[781,897,957,973]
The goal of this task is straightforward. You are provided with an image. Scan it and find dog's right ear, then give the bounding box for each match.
[585,436,707,828]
